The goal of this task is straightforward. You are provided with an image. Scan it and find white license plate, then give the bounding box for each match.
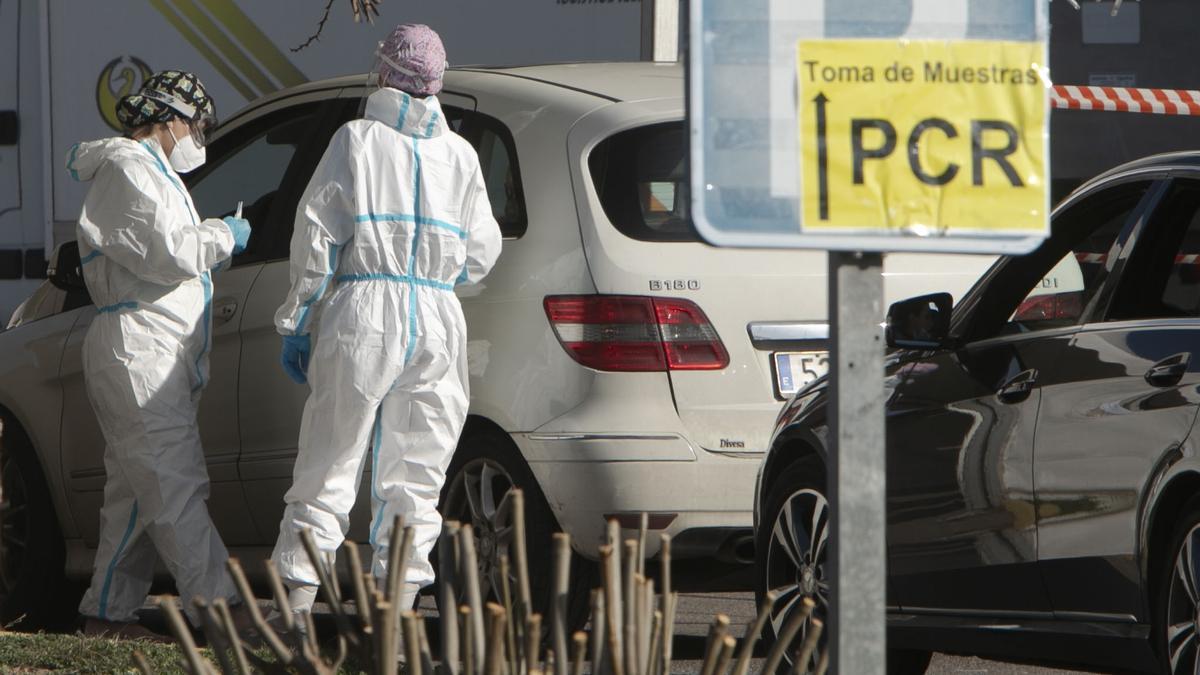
[773,351,830,398]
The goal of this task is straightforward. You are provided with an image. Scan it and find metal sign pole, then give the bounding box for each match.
[827,250,886,675]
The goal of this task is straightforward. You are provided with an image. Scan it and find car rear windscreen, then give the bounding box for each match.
[588,122,695,242]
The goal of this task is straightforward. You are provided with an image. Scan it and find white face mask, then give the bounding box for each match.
[168,124,206,173]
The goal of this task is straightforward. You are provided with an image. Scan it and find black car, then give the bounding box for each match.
[754,152,1200,675]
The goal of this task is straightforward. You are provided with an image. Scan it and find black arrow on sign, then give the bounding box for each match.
[814,92,830,221]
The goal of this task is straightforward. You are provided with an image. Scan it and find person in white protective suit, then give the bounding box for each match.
[69,70,253,640]
[271,23,502,621]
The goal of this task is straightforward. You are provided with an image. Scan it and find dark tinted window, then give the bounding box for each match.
[457,111,526,239]
[965,181,1150,340]
[187,104,323,264]
[1110,181,1200,319]
[589,122,694,242]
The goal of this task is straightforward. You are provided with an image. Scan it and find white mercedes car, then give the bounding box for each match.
[0,63,992,627]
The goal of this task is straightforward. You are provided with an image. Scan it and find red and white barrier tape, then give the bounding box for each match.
[1053,85,1200,116]
[1076,252,1200,265]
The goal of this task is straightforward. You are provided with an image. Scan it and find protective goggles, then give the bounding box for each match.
[142,88,218,147]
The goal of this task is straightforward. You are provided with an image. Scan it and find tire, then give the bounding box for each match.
[1156,496,1200,674]
[755,455,931,675]
[438,425,595,633]
[0,420,80,630]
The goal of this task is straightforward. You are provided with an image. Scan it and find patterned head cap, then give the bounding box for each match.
[376,24,447,96]
[116,70,216,132]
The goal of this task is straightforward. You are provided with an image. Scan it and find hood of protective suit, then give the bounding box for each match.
[69,136,167,183]
[364,87,448,138]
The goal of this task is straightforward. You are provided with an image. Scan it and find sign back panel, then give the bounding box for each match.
[689,0,1051,254]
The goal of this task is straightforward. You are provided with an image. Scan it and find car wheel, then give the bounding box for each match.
[439,425,595,633]
[756,456,931,675]
[757,457,830,673]
[1158,498,1200,674]
[0,421,78,630]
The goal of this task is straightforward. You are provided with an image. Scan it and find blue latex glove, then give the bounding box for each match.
[222,216,251,255]
[280,334,311,385]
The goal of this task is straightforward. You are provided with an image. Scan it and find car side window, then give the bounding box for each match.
[186,104,323,265]
[965,181,1152,341]
[1108,181,1200,320]
[460,112,528,239]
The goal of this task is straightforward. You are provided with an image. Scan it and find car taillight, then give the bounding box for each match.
[544,295,730,372]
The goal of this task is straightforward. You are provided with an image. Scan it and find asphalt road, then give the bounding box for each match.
[664,593,1089,675]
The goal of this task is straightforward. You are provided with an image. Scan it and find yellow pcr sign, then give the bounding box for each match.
[797,39,1048,237]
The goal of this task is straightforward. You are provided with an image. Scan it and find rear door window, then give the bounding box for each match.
[588,122,694,242]
[1108,180,1200,320]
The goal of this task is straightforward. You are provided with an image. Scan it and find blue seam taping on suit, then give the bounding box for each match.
[138,141,216,391]
[354,213,466,239]
[425,111,439,138]
[81,250,103,265]
[98,500,138,619]
[294,243,342,334]
[396,94,412,132]
[192,273,212,393]
[97,301,139,314]
[456,265,470,285]
[68,144,81,181]
[404,137,423,366]
[336,273,454,291]
[368,411,386,547]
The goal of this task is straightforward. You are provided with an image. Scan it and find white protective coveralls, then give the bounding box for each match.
[272,87,502,592]
[69,136,239,624]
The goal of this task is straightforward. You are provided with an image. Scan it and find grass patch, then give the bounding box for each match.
[0,630,375,673]
[0,631,186,673]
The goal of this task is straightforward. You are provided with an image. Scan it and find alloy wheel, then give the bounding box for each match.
[443,457,518,600]
[764,487,830,670]
[1166,522,1200,673]
[0,456,28,594]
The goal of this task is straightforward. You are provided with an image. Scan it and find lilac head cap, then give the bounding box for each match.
[376,23,447,96]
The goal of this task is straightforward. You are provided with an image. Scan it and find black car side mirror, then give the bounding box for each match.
[886,292,953,350]
[47,241,87,293]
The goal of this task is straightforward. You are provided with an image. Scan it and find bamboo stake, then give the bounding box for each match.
[792,618,825,674]
[416,619,438,675]
[525,613,543,675]
[484,603,508,675]
[551,533,571,675]
[441,522,462,675]
[194,598,235,675]
[698,614,729,675]
[159,596,210,675]
[814,648,830,675]
[226,559,292,662]
[386,515,407,604]
[570,631,588,675]
[513,490,533,626]
[462,605,478,675]
[377,594,398,675]
[599,544,625,675]
[213,599,251,675]
[659,535,672,675]
[459,524,487,674]
[644,610,663,675]
[732,590,777,675]
[589,588,607,675]
[263,561,295,633]
[132,651,153,675]
[636,513,648,578]
[345,542,373,633]
[623,540,638,675]
[713,636,736,675]
[298,529,353,632]
[403,610,423,675]
[761,597,815,675]
[499,553,519,675]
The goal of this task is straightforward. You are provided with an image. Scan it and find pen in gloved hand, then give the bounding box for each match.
[235,201,243,219]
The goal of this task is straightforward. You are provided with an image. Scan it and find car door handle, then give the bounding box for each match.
[997,368,1038,403]
[213,298,238,325]
[1145,352,1191,388]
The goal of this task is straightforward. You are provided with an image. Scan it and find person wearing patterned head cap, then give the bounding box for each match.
[67,70,253,640]
[270,23,501,629]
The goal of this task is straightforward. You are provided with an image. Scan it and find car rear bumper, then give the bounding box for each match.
[517,432,760,562]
